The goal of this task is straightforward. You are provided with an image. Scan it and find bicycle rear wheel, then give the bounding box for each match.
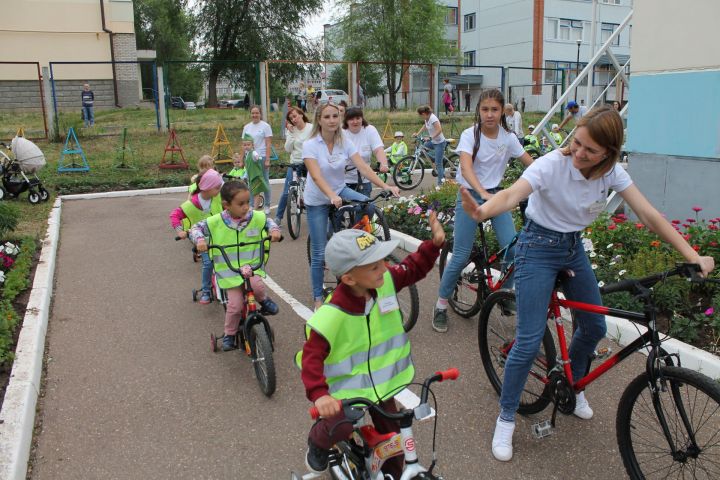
[478,290,556,414]
[307,233,338,297]
[248,321,276,397]
[385,253,419,332]
[392,155,424,190]
[438,240,487,318]
[287,186,302,239]
[617,366,720,479]
[443,153,459,180]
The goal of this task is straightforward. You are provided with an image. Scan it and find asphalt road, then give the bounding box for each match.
[30,182,644,479]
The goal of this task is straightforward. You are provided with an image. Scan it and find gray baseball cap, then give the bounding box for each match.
[325,229,399,277]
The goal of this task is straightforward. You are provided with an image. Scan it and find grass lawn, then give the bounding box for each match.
[1,106,562,237]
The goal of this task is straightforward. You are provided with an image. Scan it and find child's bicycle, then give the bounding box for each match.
[438,218,518,318]
[202,237,281,397]
[391,137,458,191]
[306,191,419,332]
[284,163,307,240]
[291,368,460,480]
[478,263,720,479]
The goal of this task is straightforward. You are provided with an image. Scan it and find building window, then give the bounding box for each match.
[545,60,588,85]
[546,18,584,41]
[463,51,476,67]
[446,7,458,26]
[600,0,621,5]
[464,13,476,32]
[601,23,621,46]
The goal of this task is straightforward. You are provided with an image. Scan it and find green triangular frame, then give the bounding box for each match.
[269,145,279,161]
[58,127,90,172]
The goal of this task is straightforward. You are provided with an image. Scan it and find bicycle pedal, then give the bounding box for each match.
[531,420,554,439]
[593,347,612,360]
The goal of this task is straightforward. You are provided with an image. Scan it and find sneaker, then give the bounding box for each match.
[274,217,282,227]
[260,298,279,315]
[264,206,271,215]
[499,298,516,316]
[432,308,448,333]
[492,417,516,462]
[222,334,236,351]
[305,440,329,473]
[573,391,594,419]
[199,291,212,305]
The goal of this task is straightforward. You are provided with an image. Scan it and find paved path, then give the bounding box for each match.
[30,183,644,479]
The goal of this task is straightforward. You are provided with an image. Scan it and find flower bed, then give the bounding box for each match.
[385,185,720,355]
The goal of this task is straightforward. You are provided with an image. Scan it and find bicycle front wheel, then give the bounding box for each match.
[249,321,276,397]
[617,366,720,479]
[287,186,302,239]
[438,240,487,318]
[478,289,556,414]
[392,156,424,190]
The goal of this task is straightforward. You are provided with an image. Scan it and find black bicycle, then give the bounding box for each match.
[306,191,419,332]
[285,163,308,240]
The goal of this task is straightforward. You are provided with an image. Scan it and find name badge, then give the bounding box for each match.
[330,153,344,164]
[587,200,605,215]
[245,228,260,237]
[377,295,400,314]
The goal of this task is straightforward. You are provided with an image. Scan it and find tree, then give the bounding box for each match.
[134,0,203,101]
[328,64,386,100]
[194,0,323,107]
[338,0,453,110]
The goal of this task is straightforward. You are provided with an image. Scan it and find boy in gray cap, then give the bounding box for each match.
[298,213,445,476]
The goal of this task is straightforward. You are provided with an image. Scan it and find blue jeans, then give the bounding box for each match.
[82,106,94,127]
[499,220,606,422]
[439,189,516,299]
[346,181,372,197]
[200,252,212,294]
[263,165,271,207]
[306,187,371,301]
[424,140,446,185]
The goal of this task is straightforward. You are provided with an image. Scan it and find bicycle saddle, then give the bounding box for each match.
[359,425,396,448]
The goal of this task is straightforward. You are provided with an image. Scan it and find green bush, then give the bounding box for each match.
[0,237,36,364]
[0,203,20,238]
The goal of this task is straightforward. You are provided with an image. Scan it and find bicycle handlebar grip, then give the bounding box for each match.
[309,400,344,420]
[436,367,460,381]
[599,278,639,295]
[174,236,182,241]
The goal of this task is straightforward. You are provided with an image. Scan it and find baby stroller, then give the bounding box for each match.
[0,136,49,204]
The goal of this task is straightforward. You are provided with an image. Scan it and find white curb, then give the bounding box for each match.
[390,228,720,380]
[0,198,61,480]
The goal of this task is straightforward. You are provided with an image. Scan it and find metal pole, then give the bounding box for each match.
[42,66,56,141]
[587,0,598,107]
[156,65,168,132]
[574,39,581,100]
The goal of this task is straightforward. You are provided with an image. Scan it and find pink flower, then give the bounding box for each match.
[616,213,628,220]
[686,218,696,224]
[671,219,681,225]
[692,206,703,213]
[635,223,644,229]
[705,307,714,316]
[710,225,718,231]
[413,206,422,215]
[608,224,617,230]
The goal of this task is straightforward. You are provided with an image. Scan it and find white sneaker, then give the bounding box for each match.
[573,391,594,420]
[264,206,271,215]
[491,417,515,461]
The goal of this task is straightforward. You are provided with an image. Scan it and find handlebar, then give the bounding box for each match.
[309,368,460,420]
[599,263,711,295]
[339,190,393,207]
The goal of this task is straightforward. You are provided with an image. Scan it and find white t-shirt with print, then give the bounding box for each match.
[505,111,523,137]
[455,126,525,190]
[242,121,273,157]
[522,149,633,233]
[343,125,384,185]
[302,132,359,206]
[425,113,446,144]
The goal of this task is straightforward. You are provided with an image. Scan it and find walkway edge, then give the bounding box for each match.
[390,228,720,380]
[0,198,62,480]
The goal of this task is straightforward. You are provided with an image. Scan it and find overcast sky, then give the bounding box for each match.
[302,1,341,39]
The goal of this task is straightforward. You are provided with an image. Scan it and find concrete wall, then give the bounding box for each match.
[626,0,720,220]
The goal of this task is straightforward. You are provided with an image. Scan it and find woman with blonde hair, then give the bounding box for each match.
[460,105,715,462]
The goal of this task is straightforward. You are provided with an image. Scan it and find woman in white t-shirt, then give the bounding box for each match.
[242,105,274,213]
[503,103,523,138]
[342,107,389,196]
[433,90,533,334]
[460,106,715,463]
[412,105,447,186]
[303,103,400,309]
[275,106,313,225]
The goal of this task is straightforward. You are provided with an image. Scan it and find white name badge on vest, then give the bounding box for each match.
[587,200,605,215]
[377,294,400,314]
[245,228,260,237]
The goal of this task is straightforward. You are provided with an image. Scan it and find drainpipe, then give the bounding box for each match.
[99,0,120,106]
